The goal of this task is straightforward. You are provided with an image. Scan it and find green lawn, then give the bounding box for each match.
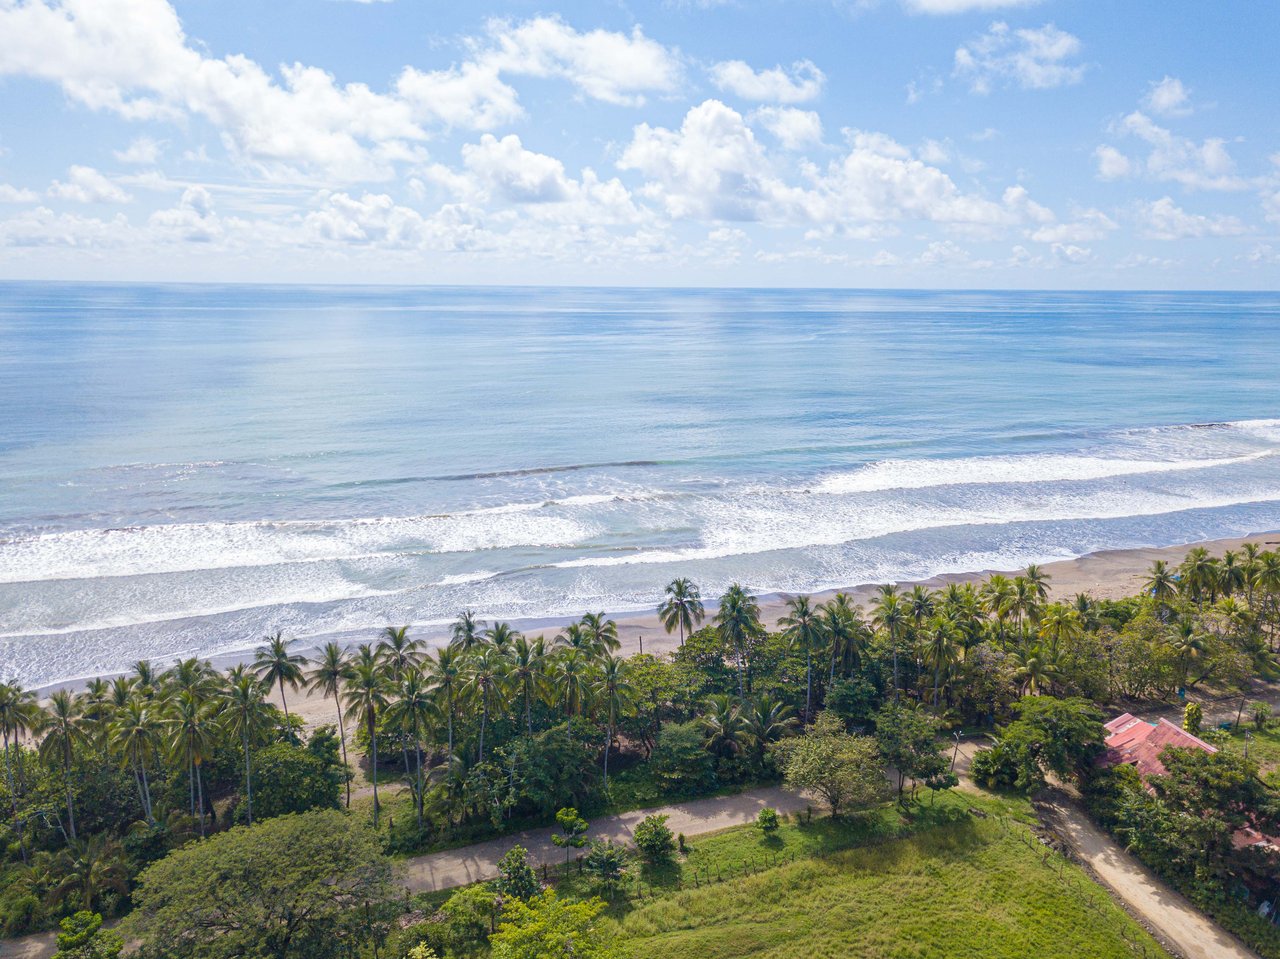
[606,816,1170,959]
[1218,722,1280,785]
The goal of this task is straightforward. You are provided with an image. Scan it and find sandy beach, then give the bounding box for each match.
[250,529,1276,730]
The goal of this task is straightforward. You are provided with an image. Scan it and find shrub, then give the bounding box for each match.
[756,807,779,832]
[494,845,539,902]
[1251,701,1272,731]
[632,813,675,862]
[583,839,628,896]
[649,721,716,795]
[241,742,342,822]
[1183,701,1202,735]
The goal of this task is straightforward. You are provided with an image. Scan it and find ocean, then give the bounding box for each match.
[3,283,1280,688]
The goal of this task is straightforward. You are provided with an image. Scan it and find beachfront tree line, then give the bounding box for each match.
[3,544,1280,948]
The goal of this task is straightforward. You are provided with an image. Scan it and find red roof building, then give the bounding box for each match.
[1102,712,1218,780]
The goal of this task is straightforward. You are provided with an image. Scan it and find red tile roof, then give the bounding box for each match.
[1102,714,1217,780]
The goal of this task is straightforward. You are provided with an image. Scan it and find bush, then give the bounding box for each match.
[51,911,122,959]
[494,845,539,901]
[583,839,628,896]
[632,813,674,862]
[241,742,342,822]
[1251,701,1272,731]
[649,721,716,795]
[756,807,779,832]
[1183,701,1203,735]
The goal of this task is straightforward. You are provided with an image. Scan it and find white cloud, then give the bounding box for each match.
[1143,76,1191,117]
[1113,111,1246,191]
[0,183,39,203]
[1094,145,1132,180]
[954,22,1086,94]
[709,60,824,103]
[114,136,162,164]
[47,165,132,203]
[0,205,130,247]
[0,3,682,180]
[462,134,572,203]
[1137,196,1246,240]
[749,107,823,149]
[1030,209,1117,243]
[147,186,221,241]
[902,0,1044,12]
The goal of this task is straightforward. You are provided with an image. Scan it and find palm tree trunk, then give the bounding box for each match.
[447,697,455,766]
[369,712,380,827]
[603,721,612,784]
[805,650,812,724]
[279,681,290,721]
[141,758,154,823]
[63,746,77,840]
[478,690,489,764]
[242,726,253,825]
[333,694,351,808]
[195,764,206,837]
[525,685,532,737]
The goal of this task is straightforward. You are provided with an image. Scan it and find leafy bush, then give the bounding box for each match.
[240,742,341,822]
[649,721,716,795]
[756,807,779,832]
[494,845,540,901]
[632,813,675,861]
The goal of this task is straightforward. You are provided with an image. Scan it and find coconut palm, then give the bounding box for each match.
[980,574,1016,644]
[451,610,485,652]
[131,661,158,698]
[1037,603,1083,651]
[1,683,39,860]
[383,668,433,827]
[592,653,635,784]
[1145,559,1179,603]
[1024,564,1052,603]
[921,617,962,708]
[715,583,762,697]
[554,648,592,726]
[821,593,870,683]
[1008,645,1061,696]
[306,642,355,807]
[342,659,389,826]
[165,657,217,701]
[906,586,937,635]
[1241,542,1263,605]
[779,594,822,723]
[506,635,548,736]
[579,612,620,655]
[252,631,306,721]
[1179,547,1218,606]
[1169,621,1207,689]
[737,695,795,767]
[1219,550,1246,598]
[484,621,521,657]
[659,578,705,646]
[167,690,217,835]
[698,694,745,759]
[38,690,85,840]
[872,585,906,701]
[463,646,504,764]
[222,672,271,825]
[377,626,423,681]
[108,697,161,823]
[424,643,464,765]
[44,835,128,914]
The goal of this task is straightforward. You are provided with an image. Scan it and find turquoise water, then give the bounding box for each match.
[3,283,1280,685]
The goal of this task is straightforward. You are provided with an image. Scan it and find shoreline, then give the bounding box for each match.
[27,529,1280,727]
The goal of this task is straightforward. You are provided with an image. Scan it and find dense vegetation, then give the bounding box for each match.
[2,543,1279,956]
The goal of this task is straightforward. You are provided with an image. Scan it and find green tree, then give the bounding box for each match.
[779,594,823,723]
[489,891,617,959]
[494,845,540,901]
[253,631,307,721]
[715,583,763,697]
[771,712,888,817]
[969,695,1103,792]
[222,671,273,826]
[649,721,715,794]
[583,840,628,898]
[51,911,122,959]
[1182,700,1203,735]
[632,813,674,862]
[871,586,906,701]
[551,807,590,864]
[342,655,389,827]
[246,742,341,821]
[659,578,705,646]
[125,810,395,959]
[592,653,634,785]
[874,703,948,800]
[39,689,85,840]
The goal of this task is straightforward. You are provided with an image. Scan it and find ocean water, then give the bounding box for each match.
[2,283,1280,687]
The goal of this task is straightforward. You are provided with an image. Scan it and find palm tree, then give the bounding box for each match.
[1008,645,1061,696]
[737,695,795,767]
[1169,621,1207,689]
[779,595,822,723]
[1179,547,1218,607]
[1037,603,1083,651]
[555,648,591,727]
[1219,550,1246,598]
[555,622,594,655]
[463,646,504,764]
[306,643,355,807]
[906,585,936,636]
[921,617,961,708]
[379,626,424,774]
[342,660,389,827]
[222,672,271,825]
[383,668,433,827]
[820,593,868,683]
[484,621,521,657]
[167,690,216,835]
[507,635,547,736]
[1241,542,1263,605]
[451,610,485,652]
[980,575,1016,644]
[79,679,113,748]
[872,585,906,701]
[1145,559,1178,603]
[39,690,84,839]
[2,683,39,860]
[1024,564,1052,604]
[108,698,161,824]
[715,584,762,697]
[579,613,620,654]
[253,631,306,721]
[659,578,705,646]
[165,657,216,700]
[132,661,157,698]
[44,835,128,914]
[592,654,635,785]
[425,644,463,765]
[698,695,745,759]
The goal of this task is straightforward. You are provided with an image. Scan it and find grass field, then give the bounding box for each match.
[606,816,1171,959]
[1219,722,1280,785]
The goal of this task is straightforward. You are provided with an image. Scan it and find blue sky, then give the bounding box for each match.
[0,0,1277,287]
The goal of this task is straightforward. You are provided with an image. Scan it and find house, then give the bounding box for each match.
[1101,712,1218,780]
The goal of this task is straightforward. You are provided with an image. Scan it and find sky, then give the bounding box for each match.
[0,0,1277,288]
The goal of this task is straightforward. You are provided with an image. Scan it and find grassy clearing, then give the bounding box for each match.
[607,816,1170,959]
[1218,723,1280,784]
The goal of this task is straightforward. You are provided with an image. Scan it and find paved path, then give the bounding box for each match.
[402,785,807,891]
[1037,787,1259,959]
